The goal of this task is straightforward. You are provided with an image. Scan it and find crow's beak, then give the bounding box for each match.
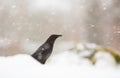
[58,35,62,37]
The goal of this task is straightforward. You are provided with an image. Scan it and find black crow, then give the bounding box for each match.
[32,34,62,64]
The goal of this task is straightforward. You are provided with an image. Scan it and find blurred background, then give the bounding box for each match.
[0,0,120,56]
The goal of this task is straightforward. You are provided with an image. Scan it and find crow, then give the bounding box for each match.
[32,34,62,64]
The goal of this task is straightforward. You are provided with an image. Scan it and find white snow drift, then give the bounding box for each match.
[0,43,120,78]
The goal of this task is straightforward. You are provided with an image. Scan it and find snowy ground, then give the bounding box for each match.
[0,47,120,78]
[0,42,120,78]
[0,54,120,78]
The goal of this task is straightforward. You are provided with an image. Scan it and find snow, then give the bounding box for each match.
[0,53,120,78]
[29,0,72,12]
[0,44,120,78]
[11,5,16,9]
[94,52,116,68]
[90,25,96,28]
[0,38,11,48]
[21,39,40,53]
[100,0,113,10]
[0,38,119,78]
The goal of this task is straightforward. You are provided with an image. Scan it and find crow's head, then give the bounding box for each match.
[46,34,62,44]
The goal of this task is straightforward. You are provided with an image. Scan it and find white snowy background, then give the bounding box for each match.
[0,0,120,78]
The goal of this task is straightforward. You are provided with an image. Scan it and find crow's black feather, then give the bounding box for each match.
[32,34,62,64]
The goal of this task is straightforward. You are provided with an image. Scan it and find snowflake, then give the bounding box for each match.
[11,5,16,9]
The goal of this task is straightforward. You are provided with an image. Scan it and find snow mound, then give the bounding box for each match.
[0,54,119,78]
[0,43,120,78]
